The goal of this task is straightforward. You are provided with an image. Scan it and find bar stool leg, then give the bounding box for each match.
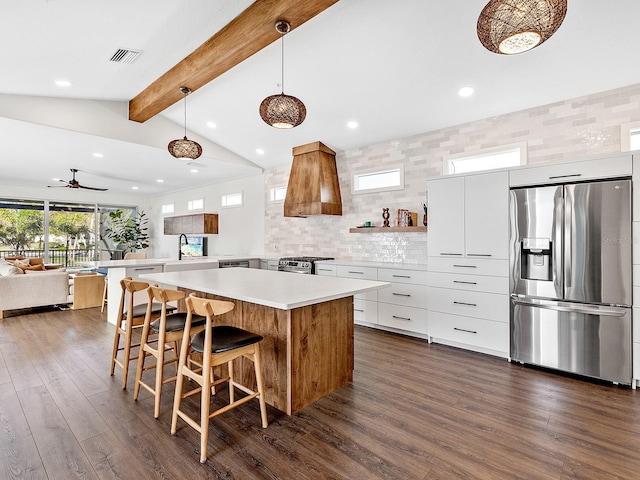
[253,343,268,428]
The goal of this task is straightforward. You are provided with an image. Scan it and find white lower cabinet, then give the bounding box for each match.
[354,298,378,325]
[315,262,429,337]
[378,302,428,334]
[429,312,509,356]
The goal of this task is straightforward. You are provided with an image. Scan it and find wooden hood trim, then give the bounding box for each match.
[284,141,342,217]
[129,0,340,123]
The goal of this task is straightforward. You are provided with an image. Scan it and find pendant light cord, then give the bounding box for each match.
[280,30,285,94]
[183,90,188,137]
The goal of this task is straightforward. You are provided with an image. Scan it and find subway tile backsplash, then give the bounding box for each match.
[265,84,640,264]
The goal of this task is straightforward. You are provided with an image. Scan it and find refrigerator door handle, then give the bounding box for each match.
[564,187,572,289]
[553,191,564,295]
[511,297,627,317]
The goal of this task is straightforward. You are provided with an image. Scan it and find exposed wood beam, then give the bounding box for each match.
[129,0,340,123]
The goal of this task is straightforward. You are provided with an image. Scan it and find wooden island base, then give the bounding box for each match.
[179,289,354,415]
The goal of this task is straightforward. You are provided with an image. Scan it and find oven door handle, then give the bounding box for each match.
[279,268,309,274]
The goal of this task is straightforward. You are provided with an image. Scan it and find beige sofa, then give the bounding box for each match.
[0,266,70,319]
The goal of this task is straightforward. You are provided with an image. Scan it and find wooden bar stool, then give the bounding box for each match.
[110,277,176,389]
[171,294,268,463]
[133,286,206,418]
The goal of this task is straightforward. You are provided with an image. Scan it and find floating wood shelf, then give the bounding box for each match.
[349,226,427,233]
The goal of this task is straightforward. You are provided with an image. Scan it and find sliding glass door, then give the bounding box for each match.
[0,199,137,266]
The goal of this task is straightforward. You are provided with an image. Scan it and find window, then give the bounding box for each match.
[270,186,287,202]
[352,166,404,194]
[187,198,204,211]
[444,143,527,175]
[161,203,174,214]
[221,192,243,208]
[621,121,640,151]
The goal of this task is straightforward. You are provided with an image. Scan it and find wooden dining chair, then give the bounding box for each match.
[171,294,268,463]
[110,277,176,389]
[133,286,206,418]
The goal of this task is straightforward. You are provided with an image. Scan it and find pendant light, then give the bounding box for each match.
[168,86,202,159]
[477,0,567,55]
[259,20,306,129]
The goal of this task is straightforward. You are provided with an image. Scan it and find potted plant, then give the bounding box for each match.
[103,209,149,257]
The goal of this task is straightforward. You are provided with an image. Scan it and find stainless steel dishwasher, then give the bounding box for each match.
[218,260,250,268]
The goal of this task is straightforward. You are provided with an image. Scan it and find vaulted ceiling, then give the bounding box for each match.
[1,0,639,195]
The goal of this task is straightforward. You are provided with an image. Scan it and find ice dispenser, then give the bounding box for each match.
[521,238,552,281]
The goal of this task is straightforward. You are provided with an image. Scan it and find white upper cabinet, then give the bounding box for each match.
[464,171,509,259]
[428,171,509,260]
[428,176,465,257]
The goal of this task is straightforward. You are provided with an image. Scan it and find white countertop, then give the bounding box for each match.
[139,268,390,310]
[314,259,428,270]
[83,256,261,269]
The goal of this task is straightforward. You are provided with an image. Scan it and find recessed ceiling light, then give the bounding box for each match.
[132,186,139,190]
[92,152,104,158]
[55,80,72,87]
[157,179,164,183]
[458,86,474,97]
[190,169,199,173]
[347,121,358,129]
[256,148,265,155]
[206,121,217,129]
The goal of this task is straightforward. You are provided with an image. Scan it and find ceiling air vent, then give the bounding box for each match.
[109,48,142,64]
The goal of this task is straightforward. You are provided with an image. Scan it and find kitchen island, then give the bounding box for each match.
[139,268,390,414]
[82,256,259,325]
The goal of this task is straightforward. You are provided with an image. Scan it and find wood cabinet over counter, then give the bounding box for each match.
[164,213,218,235]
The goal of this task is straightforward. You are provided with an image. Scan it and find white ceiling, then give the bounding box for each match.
[1,0,640,195]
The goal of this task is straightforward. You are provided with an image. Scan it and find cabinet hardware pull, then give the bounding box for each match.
[318,268,332,271]
[440,253,463,256]
[392,275,411,278]
[392,293,411,297]
[354,309,364,312]
[392,315,411,321]
[453,280,477,285]
[467,254,492,257]
[453,301,477,307]
[454,327,477,334]
[133,267,156,271]
[548,173,581,180]
[453,265,477,268]
[348,271,364,274]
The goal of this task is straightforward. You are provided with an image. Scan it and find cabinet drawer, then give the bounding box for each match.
[427,257,508,277]
[126,265,163,278]
[336,265,377,280]
[635,343,640,384]
[354,299,378,325]
[315,264,337,276]
[429,312,509,354]
[427,287,508,323]
[509,155,632,187]
[378,302,428,334]
[377,268,428,285]
[427,272,508,295]
[378,283,428,309]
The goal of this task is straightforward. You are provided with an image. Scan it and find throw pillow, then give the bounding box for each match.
[0,262,23,276]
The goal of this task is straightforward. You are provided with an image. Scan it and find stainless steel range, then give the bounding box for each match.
[278,256,334,274]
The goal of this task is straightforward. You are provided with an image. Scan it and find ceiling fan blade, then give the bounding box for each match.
[47,184,70,188]
[78,185,108,191]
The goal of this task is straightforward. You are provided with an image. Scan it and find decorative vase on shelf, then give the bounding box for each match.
[382,208,390,227]
[422,203,428,226]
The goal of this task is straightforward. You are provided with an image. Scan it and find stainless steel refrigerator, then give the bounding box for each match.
[509,179,632,385]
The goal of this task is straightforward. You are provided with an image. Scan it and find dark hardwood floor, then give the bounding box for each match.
[1,307,640,479]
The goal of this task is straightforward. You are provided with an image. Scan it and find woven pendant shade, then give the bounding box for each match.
[168,86,202,160]
[259,93,306,129]
[259,20,306,129]
[477,0,567,55]
[167,136,202,159]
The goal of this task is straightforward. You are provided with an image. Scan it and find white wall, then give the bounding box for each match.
[150,173,265,258]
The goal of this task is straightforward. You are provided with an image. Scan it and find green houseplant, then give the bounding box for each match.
[104,209,149,255]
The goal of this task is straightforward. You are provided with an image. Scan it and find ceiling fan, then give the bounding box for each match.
[48,168,108,191]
